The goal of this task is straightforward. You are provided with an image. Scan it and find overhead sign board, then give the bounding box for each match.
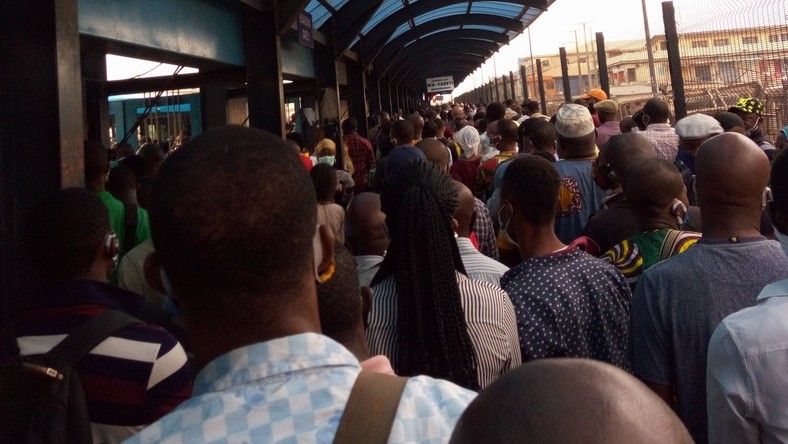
[298,12,313,48]
[426,76,454,93]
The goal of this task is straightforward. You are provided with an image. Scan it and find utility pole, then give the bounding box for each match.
[642,0,659,96]
[528,28,537,101]
[583,23,592,88]
[574,30,584,93]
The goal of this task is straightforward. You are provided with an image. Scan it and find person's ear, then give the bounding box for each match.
[360,286,373,329]
[314,225,336,283]
[451,217,459,234]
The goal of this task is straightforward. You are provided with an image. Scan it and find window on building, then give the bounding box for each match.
[546,81,555,90]
[769,33,788,43]
[718,61,739,83]
[713,38,729,46]
[742,36,758,45]
[695,65,712,82]
[658,65,667,76]
[659,41,668,50]
[691,40,708,48]
[627,68,637,83]
[542,60,550,67]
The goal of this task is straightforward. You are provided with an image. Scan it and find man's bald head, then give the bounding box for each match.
[345,192,389,256]
[450,359,693,444]
[696,133,770,232]
[451,105,464,119]
[416,139,449,170]
[604,133,656,188]
[452,181,476,237]
[696,133,770,206]
[407,113,425,139]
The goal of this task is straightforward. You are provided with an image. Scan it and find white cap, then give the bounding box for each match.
[675,113,724,139]
[555,104,595,138]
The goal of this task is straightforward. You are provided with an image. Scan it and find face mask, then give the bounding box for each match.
[672,199,688,229]
[498,203,519,247]
[773,227,788,259]
[745,117,762,137]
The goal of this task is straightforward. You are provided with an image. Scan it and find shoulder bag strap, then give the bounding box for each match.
[45,310,141,368]
[332,370,409,444]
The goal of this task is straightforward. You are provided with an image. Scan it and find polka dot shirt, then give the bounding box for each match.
[501,247,632,371]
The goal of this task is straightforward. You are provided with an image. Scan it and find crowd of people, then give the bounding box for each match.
[6,89,788,444]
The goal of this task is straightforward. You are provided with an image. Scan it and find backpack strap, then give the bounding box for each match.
[332,370,408,444]
[44,310,141,368]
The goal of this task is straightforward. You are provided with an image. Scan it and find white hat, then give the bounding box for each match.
[455,126,481,158]
[675,114,724,139]
[555,104,595,138]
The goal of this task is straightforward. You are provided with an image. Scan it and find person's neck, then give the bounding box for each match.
[699,206,763,240]
[499,141,517,153]
[341,325,371,362]
[517,224,567,260]
[635,216,677,232]
[86,179,105,193]
[184,284,322,367]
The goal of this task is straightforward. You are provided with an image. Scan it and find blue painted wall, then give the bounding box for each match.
[79,0,245,66]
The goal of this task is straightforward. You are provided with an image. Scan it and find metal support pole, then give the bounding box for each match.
[536,59,547,113]
[521,64,529,100]
[663,1,687,119]
[596,32,610,99]
[559,47,572,103]
[643,0,659,96]
[509,70,516,101]
[574,31,584,93]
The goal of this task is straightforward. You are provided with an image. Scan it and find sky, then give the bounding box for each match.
[452,0,786,96]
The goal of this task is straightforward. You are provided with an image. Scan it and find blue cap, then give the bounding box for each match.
[385,145,427,178]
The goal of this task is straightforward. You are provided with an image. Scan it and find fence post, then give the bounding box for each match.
[596,32,610,99]
[662,1,687,119]
[536,58,547,113]
[521,64,529,100]
[559,47,572,103]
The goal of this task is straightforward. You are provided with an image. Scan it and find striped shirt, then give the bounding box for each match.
[456,237,510,287]
[13,280,192,443]
[367,272,522,389]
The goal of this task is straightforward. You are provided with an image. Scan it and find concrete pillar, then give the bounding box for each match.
[0,0,84,320]
[243,10,286,137]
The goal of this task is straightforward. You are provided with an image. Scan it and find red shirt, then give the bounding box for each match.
[343,132,375,192]
[299,154,313,172]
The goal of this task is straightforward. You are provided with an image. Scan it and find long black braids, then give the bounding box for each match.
[373,160,480,391]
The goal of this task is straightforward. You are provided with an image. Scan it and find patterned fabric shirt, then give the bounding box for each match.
[368,273,522,389]
[473,197,499,260]
[456,237,509,287]
[15,280,192,443]
[501,247,632,371]
[641,123,679,161]
[602,228,701,290]
[125,333,476,444]
[553,159,608,244]
[343,132,375,192]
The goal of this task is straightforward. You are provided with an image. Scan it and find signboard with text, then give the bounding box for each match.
[298,12,313,48]
[426,76,454,93]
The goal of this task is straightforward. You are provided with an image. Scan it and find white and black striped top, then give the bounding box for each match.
[367,272,522,389]
[456,237,510,287]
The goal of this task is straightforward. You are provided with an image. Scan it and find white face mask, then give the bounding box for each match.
[498,203,519,247]
[773,226,788,259]
[671,199,689,230]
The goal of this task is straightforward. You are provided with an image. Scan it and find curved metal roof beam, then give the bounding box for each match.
[377,30,504,76]
[363,14,523,69]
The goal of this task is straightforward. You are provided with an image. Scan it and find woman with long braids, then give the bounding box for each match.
[367,160,521,391]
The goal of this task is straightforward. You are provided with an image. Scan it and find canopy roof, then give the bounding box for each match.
[302,0,554,91]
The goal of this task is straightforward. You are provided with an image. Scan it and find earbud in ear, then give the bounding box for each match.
[105,232,119,266]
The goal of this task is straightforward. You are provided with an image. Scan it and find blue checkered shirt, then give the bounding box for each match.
[124,333,476,443]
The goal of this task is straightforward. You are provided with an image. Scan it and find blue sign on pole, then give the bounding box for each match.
[298,12,313,49]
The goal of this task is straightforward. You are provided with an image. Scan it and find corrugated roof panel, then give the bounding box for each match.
[469,1,523,17]
[305,1,332,29]
[413,4,469,26]
[361,0,406,35]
